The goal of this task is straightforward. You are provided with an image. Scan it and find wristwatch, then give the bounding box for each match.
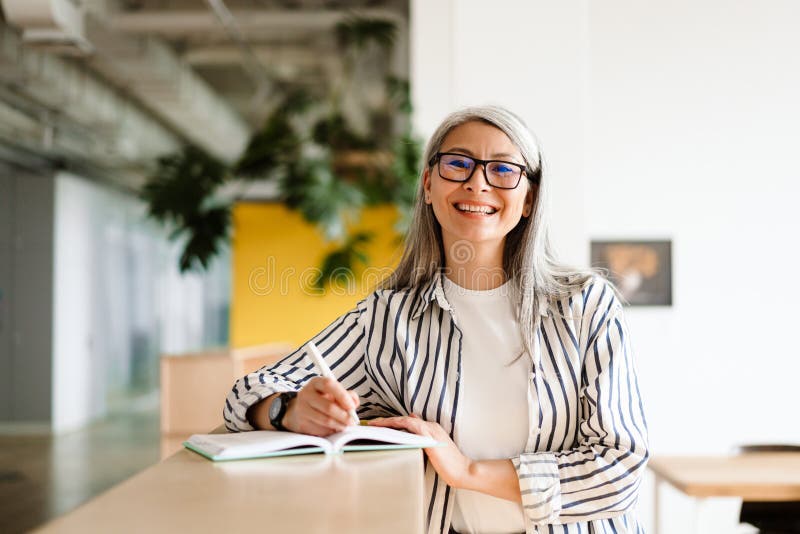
[268,391,298,431]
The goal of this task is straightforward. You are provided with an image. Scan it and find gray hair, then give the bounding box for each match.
[380,105,600,361]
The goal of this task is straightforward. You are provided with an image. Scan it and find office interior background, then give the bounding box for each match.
[1,0,798,532]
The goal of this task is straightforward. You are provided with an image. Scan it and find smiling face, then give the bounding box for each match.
[423,120,535,254]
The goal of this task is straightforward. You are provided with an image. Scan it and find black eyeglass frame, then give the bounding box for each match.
[428,152,540,189]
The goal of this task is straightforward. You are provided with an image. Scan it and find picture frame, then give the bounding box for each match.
[590,240,672,306]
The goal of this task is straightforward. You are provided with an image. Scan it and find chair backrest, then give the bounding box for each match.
[734,443,800,454]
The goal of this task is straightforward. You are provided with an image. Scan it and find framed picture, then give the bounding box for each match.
[590,240,672,306]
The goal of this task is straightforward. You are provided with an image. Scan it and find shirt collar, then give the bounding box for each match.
[410,270,549,319]
[411,271,451,320]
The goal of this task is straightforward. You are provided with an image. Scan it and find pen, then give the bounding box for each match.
[306,342,360,426]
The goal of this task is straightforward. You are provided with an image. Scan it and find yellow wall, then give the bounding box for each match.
[230,202,402,348]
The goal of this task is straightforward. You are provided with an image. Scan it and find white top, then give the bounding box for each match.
[443,276,529,534]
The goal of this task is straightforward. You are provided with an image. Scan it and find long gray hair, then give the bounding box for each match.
[380,105,601,361]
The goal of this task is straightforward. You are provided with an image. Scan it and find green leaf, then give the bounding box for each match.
[312,112,375,151]
[388,134,423,235]
[234,112,300,179]
[178,207,231,273]
[386,75,413,115]
[335,16,396,52]
[312,231,375,290]
[141,145,226,225]
[140,145,231,272]
[279,155,367,248]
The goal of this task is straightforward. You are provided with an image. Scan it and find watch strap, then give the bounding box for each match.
[269,391,298,431]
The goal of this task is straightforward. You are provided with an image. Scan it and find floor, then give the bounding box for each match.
[0,410,161,534]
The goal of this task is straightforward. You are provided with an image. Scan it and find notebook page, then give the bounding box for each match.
[186,430,332,460]
[327,425,439,452]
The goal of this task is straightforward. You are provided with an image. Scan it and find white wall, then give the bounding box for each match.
[411,1,800,532]
[586,0,800,453]
[412,0,588,265]
[52,174,96,433]
[52,172,230,433]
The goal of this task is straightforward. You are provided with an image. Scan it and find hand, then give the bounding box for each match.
[283,377,359,437]
[368,414,472,489]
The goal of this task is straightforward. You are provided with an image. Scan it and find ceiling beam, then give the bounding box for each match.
[184,44,335,67]
[107,8,405,35]
[0,22,181,168]
[84,16,251,162]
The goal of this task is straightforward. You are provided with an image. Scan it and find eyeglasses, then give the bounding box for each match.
[428,152,538,190]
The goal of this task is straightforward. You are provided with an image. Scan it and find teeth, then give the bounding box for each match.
[455,203,497,214]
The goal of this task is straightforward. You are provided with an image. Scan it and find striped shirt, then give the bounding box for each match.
[224,273,649,534]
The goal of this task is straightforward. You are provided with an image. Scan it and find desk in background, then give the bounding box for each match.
[649,453,800,534]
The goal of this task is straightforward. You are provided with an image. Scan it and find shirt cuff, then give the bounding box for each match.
[512,452,562,525]
[228,382,297,431]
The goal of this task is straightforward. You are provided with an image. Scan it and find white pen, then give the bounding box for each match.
[306,341,360,426]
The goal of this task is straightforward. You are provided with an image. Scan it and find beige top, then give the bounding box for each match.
[648,453,800,500]
[36,446,426,533]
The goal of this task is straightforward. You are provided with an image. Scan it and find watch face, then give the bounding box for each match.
[269,396,283,421]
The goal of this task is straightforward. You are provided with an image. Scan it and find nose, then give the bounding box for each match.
[463,163,492,192]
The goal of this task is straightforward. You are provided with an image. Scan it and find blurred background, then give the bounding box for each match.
[0,0,798,533]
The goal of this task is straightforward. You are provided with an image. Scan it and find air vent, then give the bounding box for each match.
[1,0,93,55]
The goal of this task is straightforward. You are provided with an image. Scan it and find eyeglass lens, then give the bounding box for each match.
[438,154,522,189]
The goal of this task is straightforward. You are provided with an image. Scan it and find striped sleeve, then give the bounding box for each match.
[223,297,377,432]
[513,286,649,525]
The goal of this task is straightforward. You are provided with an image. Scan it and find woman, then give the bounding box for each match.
[224,106,649,534]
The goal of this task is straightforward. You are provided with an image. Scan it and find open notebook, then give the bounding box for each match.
[184,425,441,461]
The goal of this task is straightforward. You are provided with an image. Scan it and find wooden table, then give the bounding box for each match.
[649,453,800,534]
[36,445,426,533]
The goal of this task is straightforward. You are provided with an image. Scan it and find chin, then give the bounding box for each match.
[446,228,504,246]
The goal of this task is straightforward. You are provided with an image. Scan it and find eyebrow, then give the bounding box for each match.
[442,146,521,161]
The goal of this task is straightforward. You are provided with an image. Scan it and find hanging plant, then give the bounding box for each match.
[311,231,374,291]
[233,87,311,179]
[141,15,422,285]
[388,132,424,236]
[335,16,396,52]
[141,146,230,271]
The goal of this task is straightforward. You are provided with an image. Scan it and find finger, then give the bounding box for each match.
[295,392,347,432]
[306,405,347,433]
[330,391,359,410]
[314,377,356,411]
[349,391,360,408]
[367,417,395,426]
[296,419,339,437]
[378,416,412,423]
[369,417,412,430]
[376,417,431,437]
[308,401,348,429]
[306,391,356,428]
[307,395,351,426]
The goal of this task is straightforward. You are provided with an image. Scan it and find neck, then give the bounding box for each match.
[442,237,507,290]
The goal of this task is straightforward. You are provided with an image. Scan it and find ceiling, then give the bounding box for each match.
[109,0,409,129]
[0,0,408,185]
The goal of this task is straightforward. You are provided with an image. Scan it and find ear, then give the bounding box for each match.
[423,168,432,204]
[522,183,536,217]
